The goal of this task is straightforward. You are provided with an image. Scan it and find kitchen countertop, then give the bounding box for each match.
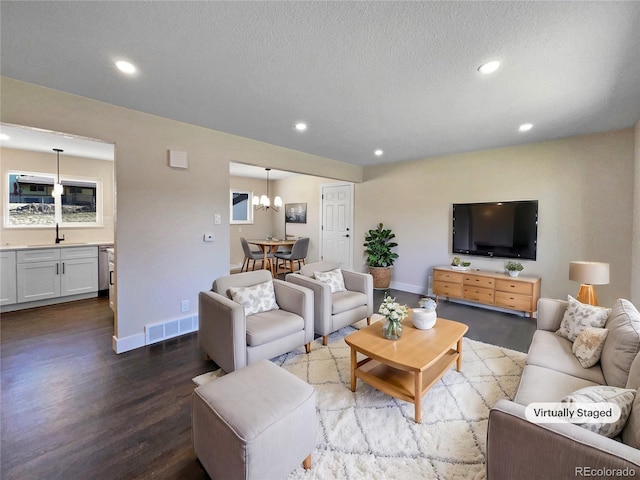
[1,241,114,251]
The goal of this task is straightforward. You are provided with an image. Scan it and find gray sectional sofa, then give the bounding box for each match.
[487,297,640,479]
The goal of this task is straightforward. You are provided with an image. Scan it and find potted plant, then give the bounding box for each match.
[505,261,524,277]
[364,223,399,289]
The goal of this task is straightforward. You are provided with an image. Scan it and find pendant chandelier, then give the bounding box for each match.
[52,148,64,197]
[253,168,282,212]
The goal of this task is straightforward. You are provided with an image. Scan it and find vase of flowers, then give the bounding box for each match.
[379,293,408,340]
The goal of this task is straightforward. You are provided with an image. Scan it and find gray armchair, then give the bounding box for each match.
[286,261,373,346]
[198,270,314,373]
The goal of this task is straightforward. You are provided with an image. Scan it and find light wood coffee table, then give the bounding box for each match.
[344,313,468,422]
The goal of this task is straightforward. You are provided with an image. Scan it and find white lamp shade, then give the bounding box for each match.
[252,196,259,206]
[569,261,610,285]
[260,195,270,207]
[274,196,283,207]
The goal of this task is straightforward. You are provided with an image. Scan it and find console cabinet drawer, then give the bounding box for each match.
[463,286,494,304]
[495,291,533,311]
[433,281,463,298]
[463,274,494,289]
[434,270,463,284]
[495,279,533,296]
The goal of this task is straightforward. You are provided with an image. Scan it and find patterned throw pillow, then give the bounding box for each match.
[556,295,611,342]
[572,327,609,368]
[228,280,279,316]
[562,385,636,438]
[314,268,346,293]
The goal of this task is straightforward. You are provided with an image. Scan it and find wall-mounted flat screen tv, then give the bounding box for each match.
[452,200,538,260]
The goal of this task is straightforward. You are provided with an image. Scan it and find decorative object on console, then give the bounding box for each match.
[505,261,524,277]
[364,223,398,289]
[569,261,610,306]
[413,297,437,330]
[450,257,471,271]
[379,293,407,340]
[253,168,282,212]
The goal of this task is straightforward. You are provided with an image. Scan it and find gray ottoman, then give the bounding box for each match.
[192,360,316,479]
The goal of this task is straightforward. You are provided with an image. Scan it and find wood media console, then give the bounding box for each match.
[433,267,541,317]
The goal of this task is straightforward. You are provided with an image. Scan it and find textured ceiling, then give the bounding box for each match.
[1,1,639,167]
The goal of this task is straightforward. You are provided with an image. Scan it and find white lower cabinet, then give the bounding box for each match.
[16,247,98,303]
[0,251,17,305]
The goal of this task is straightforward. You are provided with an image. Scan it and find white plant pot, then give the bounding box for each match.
[412,308,437,330]
[508,270,520,277]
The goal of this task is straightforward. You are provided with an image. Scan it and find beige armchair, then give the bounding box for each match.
[198,270,314,373]
[286,261,373,346]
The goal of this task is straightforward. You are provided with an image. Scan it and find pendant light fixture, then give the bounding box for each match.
[253,168,282,212]
[52,148,64,197]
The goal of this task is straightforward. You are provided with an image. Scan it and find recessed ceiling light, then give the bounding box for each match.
[0,134,10,141]
[374,149,383,156]
[478,60,501,74]
[519,123,533,132]
[294,122,307,132]
[115,60,136,74]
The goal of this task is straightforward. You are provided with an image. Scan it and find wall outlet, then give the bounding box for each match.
[203,233,214,242]
[181,300,189,313]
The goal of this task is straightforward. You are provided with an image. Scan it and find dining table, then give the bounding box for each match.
[247,239,296,276]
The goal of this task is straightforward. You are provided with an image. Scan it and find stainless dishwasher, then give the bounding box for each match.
[98,245,112,293]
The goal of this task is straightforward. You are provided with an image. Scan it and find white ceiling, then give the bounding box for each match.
[1,1,639,168]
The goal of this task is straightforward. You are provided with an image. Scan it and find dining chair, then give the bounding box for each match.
[274,237,309,274]
[240,237,272,272]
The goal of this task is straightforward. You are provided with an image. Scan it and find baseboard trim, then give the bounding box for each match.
[112,315,200,354]
[389,281,426,295]
[1,292,98,313]
[112,333,146,354]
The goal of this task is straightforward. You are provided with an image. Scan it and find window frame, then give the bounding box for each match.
[6,170,103,228]
[230,190,254,225]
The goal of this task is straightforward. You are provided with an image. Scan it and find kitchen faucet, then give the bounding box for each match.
[55,223,65,244]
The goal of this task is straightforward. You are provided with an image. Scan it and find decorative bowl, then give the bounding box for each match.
[412,308,437,330]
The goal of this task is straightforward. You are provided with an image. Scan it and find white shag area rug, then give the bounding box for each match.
[192,317,526,480]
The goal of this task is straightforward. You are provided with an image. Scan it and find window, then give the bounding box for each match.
[230,190,253,224]
[7,171,102,227]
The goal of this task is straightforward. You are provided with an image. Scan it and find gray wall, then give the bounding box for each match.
[356,129,636,307]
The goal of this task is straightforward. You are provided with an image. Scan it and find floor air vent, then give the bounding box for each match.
[145,316,198,345]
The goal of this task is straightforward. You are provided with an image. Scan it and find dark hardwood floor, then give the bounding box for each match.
[1,292,535,479]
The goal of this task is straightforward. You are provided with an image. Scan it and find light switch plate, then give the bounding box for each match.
[214,214,221,225]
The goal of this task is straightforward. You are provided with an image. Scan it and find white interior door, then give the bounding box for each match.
[321,183,353,269]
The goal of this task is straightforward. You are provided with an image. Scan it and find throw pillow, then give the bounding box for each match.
[572,327,609,368]
[562,385,636,438]
[314,268,346,293]
[622,354,640,448]
[600,298,640,388]
[228,280,279,316]
[556,295,611,343]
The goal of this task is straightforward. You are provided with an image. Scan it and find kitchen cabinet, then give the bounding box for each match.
[16,247,98,303]
[0,251,17,306]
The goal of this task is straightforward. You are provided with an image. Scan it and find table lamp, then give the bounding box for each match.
[569,261,610,306]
